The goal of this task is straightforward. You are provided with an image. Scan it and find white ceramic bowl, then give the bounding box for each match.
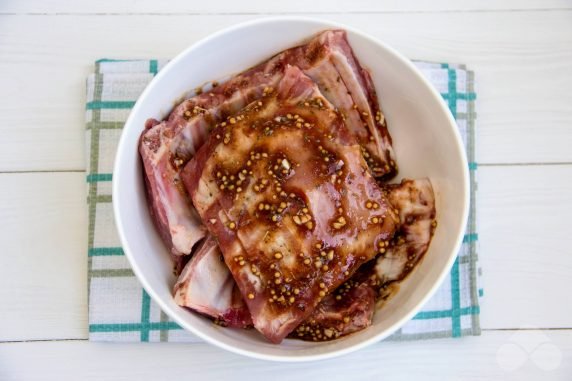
[113,17,469,362]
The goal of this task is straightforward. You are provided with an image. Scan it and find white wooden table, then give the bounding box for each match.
[1,1,571,379]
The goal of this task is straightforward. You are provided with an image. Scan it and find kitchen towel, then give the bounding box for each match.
[86,59,481,342]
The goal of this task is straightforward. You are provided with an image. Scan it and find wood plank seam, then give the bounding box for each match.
[2,8,572,16]
[1,328,570,345]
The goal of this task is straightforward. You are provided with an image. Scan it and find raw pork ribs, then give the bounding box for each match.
[182,65,398,343]
[139,29,396,257]
[139,30,415,344]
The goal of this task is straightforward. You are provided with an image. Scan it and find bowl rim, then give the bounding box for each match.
[113,15,470,362]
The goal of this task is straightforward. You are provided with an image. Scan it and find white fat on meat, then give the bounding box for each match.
[375,178,436,283]
[174,235,252,327]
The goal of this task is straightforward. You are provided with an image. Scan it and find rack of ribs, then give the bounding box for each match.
[375,178,437,285]
[139,29,396,259]
[181,65,398,343]
[173,176,435,341]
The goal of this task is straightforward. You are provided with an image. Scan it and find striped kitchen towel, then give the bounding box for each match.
[86,59,481,342]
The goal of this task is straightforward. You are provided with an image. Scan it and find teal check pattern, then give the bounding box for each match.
[86,59,481,342]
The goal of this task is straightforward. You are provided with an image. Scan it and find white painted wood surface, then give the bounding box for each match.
[478,165,572,329]
[1,167,570,342]
[3,0,571,14]
[0,172,88,342]
[0,1,571,378]
[1,12,572,171]
[0,331,570,380]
